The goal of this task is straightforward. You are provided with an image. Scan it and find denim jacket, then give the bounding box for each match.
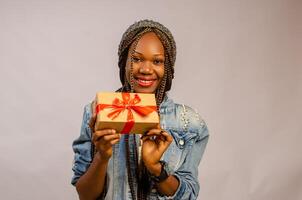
[71,95,209,200]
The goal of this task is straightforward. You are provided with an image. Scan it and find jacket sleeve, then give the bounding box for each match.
[158,109,210,200]
[71,104,94,186]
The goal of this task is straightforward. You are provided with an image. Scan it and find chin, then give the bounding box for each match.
[133,87,157,94]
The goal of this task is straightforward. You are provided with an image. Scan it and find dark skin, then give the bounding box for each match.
[75,32,179,200]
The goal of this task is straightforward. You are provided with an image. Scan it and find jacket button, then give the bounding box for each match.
[179,139,184,146]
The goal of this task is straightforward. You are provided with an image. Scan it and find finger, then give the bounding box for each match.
[142,135,163,144]
[103,134,121,142]
[156,123,161,129]
[92,129,116,142]
[160,130,173,143]
[89,117,96,132]
[94,138,119,148]
[89,99,98,129]
[140,133,151,140]
[91,100,96,116]
[94,129,116,137]
[141,135,157,142]
[145,129,162,136]
[109,138,120,145]
[158,142,170,152]
[144,129,169,142]
[98,137,121,149]
[142,130,166,141]
[89,115,97,133]
[142,130,171,146]
[157,133,172,152]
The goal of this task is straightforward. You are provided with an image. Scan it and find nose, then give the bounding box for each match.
[139,61,153,74]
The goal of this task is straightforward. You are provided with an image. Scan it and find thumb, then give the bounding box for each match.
[157,123,161,129]
[89,101,97,132]
[91,100,97,116]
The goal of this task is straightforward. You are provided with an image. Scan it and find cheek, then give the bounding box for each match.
[156,66,165,80]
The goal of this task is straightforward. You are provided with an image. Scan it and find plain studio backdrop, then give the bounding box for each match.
[0,0,301,199]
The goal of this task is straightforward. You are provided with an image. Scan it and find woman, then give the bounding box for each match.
[71,19,209,200]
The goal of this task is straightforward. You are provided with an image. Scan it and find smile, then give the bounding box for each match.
[135,78,156,87]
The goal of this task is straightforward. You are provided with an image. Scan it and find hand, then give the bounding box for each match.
[141,128,173,175]
[89,100,120,162]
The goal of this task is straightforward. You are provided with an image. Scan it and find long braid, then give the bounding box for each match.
[126,28,154,200]
[152,29,175,99]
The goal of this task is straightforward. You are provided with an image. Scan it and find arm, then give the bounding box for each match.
[141,130,179,196]
[71,104,120,200]
[142,128,209,200]
[164,134,209,200]
[75,152,109,200]
[144,121,209,200]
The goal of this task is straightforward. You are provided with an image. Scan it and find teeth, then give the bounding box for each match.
[139,79,153,83]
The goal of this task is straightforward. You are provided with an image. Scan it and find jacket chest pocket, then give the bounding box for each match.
[162,129,198,170]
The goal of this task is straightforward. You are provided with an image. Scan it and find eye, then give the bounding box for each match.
[153,59,164,65]
[132,57,141,63]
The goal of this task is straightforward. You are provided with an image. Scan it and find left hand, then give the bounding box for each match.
[141,128,173,175]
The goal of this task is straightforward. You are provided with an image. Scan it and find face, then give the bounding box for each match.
[125,32,165,93]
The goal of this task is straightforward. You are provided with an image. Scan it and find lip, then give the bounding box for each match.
[135,77,156,87]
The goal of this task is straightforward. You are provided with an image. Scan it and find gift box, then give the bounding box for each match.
[95,92,159,134]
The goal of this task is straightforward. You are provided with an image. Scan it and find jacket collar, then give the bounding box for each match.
[159,93,174,114]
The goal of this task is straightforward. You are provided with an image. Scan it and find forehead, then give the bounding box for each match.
[131,32,165,54]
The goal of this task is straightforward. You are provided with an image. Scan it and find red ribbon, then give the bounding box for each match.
[96,93,157,134]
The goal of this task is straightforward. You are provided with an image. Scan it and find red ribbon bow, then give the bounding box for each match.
[96,93,157,134]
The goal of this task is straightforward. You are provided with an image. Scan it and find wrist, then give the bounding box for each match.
[148,161,172,183]
[145,162,162,177]
[94,151,110,165]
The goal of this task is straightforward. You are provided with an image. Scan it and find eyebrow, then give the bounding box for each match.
[134,51,164,56]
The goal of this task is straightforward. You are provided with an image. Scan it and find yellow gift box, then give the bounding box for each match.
[95,92,160,134]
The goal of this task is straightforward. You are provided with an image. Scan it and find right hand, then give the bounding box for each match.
[89,100,121,162]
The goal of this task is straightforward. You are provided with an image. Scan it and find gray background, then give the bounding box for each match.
[0,0,301,199]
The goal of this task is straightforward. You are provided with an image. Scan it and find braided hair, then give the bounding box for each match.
[116,19,177,200]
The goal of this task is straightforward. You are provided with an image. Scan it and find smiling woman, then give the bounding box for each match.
[71,19,209,200]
